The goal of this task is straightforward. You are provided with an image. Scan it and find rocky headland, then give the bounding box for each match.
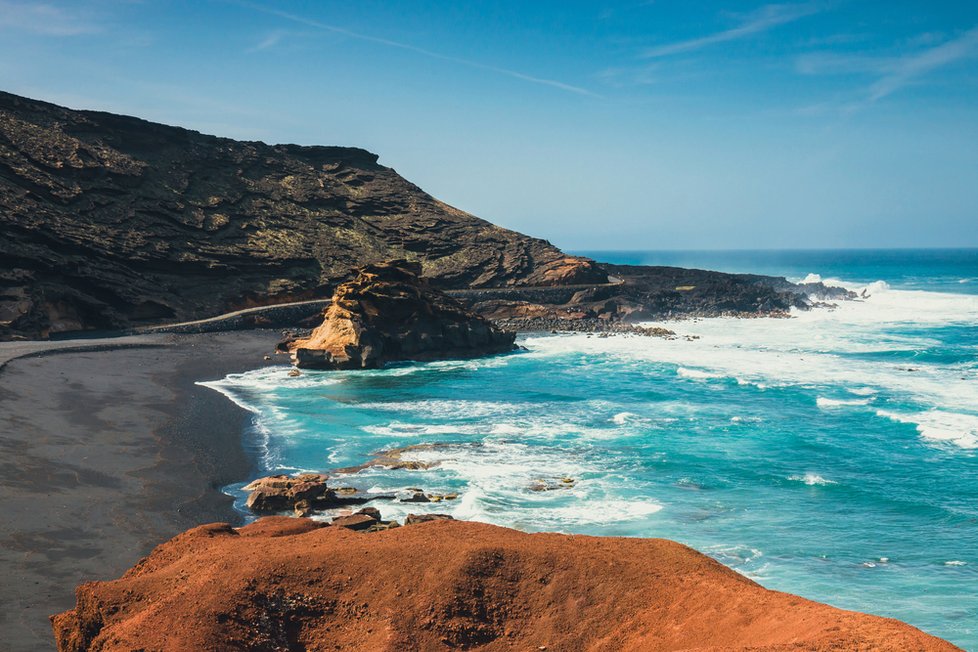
[1,90,852,341]
[286,260,516,369]
[51,516,957,652]
[0,91,603,340]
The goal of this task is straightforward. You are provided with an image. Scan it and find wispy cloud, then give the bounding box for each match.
[796,26,978,109]
[867,25,978,102]
[642,3,820,58]
[0,0,99,36]
[795,52,895,76]
[231,1,598,97]
[249,28,287,53]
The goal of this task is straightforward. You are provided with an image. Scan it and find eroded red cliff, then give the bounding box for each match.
[52,517,958,651]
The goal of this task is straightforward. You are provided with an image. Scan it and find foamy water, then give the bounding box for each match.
[202,251,978,648]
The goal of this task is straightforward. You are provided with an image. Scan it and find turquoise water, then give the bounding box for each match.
[204,249,978,649]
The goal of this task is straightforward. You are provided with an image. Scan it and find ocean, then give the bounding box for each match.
[203,248,978,649]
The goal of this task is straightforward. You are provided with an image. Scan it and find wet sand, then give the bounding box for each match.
[0,330,283,651]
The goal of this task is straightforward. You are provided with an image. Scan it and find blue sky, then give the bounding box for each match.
[1,1,977,249]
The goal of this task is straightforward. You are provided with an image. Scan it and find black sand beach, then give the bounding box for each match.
[0,331,283,651]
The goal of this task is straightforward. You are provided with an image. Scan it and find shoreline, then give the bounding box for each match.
[2,316,970,650]
[0,330,285,652]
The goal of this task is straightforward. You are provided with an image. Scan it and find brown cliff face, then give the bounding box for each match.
[288,260,516,369]
[0,91,606,340]
[51,518,958,652]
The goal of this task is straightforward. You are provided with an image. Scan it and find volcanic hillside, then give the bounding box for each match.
[0,91,604,339]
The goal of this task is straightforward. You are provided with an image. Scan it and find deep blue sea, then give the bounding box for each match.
[204,249,978,649]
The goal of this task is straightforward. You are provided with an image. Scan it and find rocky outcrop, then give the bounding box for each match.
[242,473,333,515]
[464,264,856,327]
[51,518,958,651]
[0,91,605,340]
[287,260,516,369]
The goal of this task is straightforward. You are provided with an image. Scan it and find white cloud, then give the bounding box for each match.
[642,3,820,58]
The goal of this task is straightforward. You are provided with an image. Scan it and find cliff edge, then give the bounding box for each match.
[52,517,958,651]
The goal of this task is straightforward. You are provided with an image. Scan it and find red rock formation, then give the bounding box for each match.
[52,518,958,651]
[288,260,516,369]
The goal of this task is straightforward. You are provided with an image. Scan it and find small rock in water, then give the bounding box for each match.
[288,368,301,377]
[529,478,577,491]
[400,490,430,503]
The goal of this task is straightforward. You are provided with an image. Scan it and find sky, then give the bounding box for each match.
[1,1,977,250]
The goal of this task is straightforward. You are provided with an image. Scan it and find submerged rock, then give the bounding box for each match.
[333,442,458,474]
[288,260,517,369]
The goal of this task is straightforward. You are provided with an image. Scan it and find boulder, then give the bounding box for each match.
[331,514,378,531]
[400,490,430,503]
[243,474,333,514]
[403,513,455,526]
[288,260,517,370]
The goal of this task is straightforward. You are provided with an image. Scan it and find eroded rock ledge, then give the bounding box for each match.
[51,518,957,651]
[286,260,517,369]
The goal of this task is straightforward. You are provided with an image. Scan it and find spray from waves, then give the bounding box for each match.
[522,280,978,449]
[677,367,724,380]
[612,411,638,425]
[334,439,662,531]
[876,409,978,449]
[788,473,836,486]
[816,396,872,409]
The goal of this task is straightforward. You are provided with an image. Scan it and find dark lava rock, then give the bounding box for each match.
[354,507,382,521]
[243,474,333,513]
[404,514,455,526]
[0,91,606,340]
[330,514,378,531]
[288,260,517,369]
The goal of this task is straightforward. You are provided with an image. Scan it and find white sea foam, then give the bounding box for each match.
[944,560,967,566]
[521,282,978,449]
[876,410,978,449]
[788,473,836,486]
[333,438,661,531]
[677,367,724,380]
[800,273,823,284]
[704,544,764,567]
[612,411,637,425]
[352,399,520,419]
[816,396,871,408]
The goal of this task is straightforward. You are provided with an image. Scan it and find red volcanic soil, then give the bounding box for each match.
[52,517,958,651]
